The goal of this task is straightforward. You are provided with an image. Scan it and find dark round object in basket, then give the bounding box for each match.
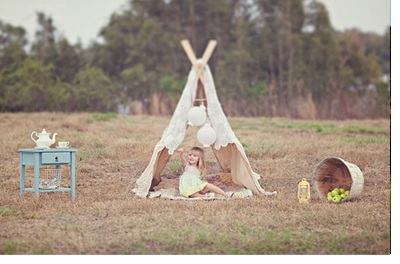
[313,157,364,202]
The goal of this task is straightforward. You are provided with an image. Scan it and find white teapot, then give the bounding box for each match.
[31,129,58,149]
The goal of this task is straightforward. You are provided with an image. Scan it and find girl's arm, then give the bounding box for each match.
[177,148,186,170]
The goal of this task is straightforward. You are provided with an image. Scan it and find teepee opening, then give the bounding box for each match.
[133,39,277,199]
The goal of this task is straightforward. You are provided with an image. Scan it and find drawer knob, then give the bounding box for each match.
[55,157,58,162]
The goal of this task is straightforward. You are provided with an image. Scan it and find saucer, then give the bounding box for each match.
[56,146,69,149]
[34,147,48,149]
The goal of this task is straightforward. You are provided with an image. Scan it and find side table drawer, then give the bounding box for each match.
[42,152,71,164]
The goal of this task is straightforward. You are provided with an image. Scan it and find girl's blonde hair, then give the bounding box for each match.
[189,147,206,176]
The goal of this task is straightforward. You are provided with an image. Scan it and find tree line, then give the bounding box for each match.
[0,0,390,119]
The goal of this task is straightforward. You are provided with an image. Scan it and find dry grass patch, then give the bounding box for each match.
[0,113,391,254]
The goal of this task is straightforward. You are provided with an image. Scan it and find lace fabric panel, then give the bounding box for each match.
[161,65,237,154]
[161,68,197,154]
[203,66,237,149]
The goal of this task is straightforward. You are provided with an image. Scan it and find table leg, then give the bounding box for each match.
[33,153,40,200]
[70,152,76,199]
[20,153,25,200]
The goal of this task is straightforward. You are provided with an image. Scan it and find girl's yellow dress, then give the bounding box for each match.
[179,163,208,198]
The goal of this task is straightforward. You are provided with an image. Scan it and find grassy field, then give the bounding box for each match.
[0,112,391,255]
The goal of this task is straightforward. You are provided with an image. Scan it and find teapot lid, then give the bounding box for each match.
[40,129,49,134]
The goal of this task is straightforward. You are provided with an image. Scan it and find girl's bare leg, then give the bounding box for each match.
[202,183,228,197]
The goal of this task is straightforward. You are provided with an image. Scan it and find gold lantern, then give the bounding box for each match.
[298,178,310,203]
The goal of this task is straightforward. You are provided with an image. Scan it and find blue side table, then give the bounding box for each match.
[19,148,77,200]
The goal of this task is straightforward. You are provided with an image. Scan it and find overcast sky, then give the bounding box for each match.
[318,0,390,33]
[0,0,391,47]
[0,0,128,46]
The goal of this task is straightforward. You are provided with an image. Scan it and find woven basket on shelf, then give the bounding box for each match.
[313,157,364,202]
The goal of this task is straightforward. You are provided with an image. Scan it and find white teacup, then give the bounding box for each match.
[58,141,70,148]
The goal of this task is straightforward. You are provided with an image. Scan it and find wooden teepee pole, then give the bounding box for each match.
[181,39,217,107]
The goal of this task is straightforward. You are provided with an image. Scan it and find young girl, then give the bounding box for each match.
[177,147,232,198]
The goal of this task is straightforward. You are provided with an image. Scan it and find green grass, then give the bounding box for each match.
[343,125,386,134]
[0,206,16,217]
[169,160,182,174]
[266,120,386,135]
[86,112,118,123]
[340,136,389,144]
[271,121,339,134]
[125,226,379,254]
[0,242,17,254]
[0,241,51,255]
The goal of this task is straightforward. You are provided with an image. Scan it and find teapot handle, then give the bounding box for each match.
[31,131,38,142]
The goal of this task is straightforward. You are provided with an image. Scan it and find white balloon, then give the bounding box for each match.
[187,105,207,126]
[197,123,217,147]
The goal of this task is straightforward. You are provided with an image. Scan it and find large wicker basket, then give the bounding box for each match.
[313,157,364,202]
